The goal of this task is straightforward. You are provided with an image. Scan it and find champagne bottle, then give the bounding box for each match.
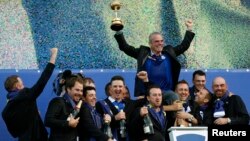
[143,114,154,134]
[175,100,184,126]
[103,121,113,138]
[67,100,82,121]
[119,110,126,138]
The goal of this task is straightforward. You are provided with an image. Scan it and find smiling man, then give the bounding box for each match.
[78,86,113,141]
[114,20,195,99]
[174,80,198,127]
[212,76,249,125]
[189,70,211,101]
[194,89,213,126]
[45,75,84,141]
[96,75,135,141]
[130,85,168,141]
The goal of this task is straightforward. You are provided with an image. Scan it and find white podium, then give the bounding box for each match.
[168,126,208,141]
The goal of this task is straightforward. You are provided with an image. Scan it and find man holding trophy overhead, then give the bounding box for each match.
[111,0,195,102]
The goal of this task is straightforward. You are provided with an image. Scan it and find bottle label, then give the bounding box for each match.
[144,126,150,133]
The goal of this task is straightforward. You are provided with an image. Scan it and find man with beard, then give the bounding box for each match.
[212,77,249,125]
[130,85,167,141]
[194,89,213,126]
[45,75,84,141]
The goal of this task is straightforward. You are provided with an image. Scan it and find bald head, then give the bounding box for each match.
[213,77,226,84]
[212,77,228,98]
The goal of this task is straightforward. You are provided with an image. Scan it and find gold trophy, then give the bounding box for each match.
[110,0,123,31]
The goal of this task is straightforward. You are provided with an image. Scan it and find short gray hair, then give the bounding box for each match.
[148,32,162,43]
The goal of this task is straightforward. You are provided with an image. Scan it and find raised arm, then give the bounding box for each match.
[114,31,139,59]
[30,47,58,99]
[185,19,193,31]
[173,20,195,56]
[49,48,58,64]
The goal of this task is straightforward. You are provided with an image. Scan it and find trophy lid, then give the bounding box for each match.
[110,0,121,10]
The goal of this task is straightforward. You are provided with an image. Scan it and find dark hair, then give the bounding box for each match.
[83,86,96,97]
[76,73,85,79]
[53,70,86,96]
[175,79,189,90]
[4,75,19,92]
[52,70,72,95]
[62,70,72,79]
[146,84,161,96]
[65,75,84,93]
[110,75,125,85]
[104,82,111,96]
[192,70,206,80]
[125,86,130,95]
[123,86,131,99]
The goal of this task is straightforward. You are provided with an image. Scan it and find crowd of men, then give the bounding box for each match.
[1,20,249,141]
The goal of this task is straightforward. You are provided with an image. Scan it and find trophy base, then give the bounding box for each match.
[111,24,124,31]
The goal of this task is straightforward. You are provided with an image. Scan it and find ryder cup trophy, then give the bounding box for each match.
[110,0,123,31]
